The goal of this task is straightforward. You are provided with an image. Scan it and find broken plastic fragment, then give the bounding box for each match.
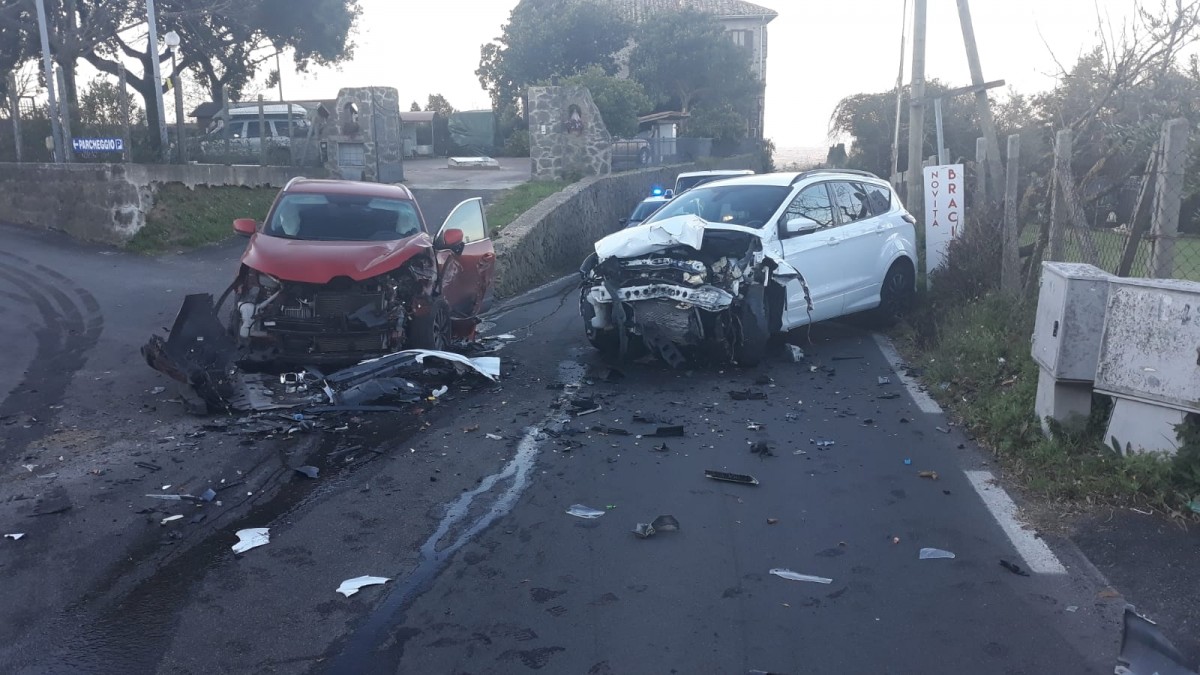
[336,575,390,597]
[652,442,670,452]
[145,493,194,501]
[704,469,759,485]
[648,425,684,437]
[811,439,835,448]
[4,533,25,540]
[485,433,504,440]
[918,470,939,480]
[750,441,774,457]
[432,386,449,398]
[919,547,956,560]
[729,389,767,401]
[632,515,680,539]
[200,488,217,502]
[769,568,833,584]
[566,504,606,519]
[878,376,891,385]
[161,515,184,525]
[232,527,270,553]
[294,466,319,479]
[786,345,805,362]
[999,559,1030,576]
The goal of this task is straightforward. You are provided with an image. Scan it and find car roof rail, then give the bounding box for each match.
[283,176,308,191]
[789,168,881,185]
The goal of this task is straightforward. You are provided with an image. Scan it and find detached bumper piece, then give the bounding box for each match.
[143,294,500,414]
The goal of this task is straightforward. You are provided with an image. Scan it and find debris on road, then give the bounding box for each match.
[878,376,891,385]
[878,393,901,400]
[811,439,835,448]
[786,345,805,362]
[145,493,195,501]
[200,488,217,502]
[831,355,863,361]
[160,515,184,525]
[746,422,765,431]
[769,568,833,584]
[918,471,939,480]
[566,504,606,519]
[336,576,391,597]
[294,466,319,479]
[936,426,951,434]
[750,441,774,458]
[999,559,1031,577]
[919,547,956,560]
[647,425,685,437]
[632,515,680,539]
[704,469,759,486]
[652,442,671,452]
[903,458,912,465]
[4,533,25,540]
[588,425,630,436]
[232,527,270,553]
[729,389,768,401]
[767,518,779,525]
[485,433,504,440]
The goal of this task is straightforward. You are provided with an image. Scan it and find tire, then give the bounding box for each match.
[874,260,916,326]
[734,285,769,367]
[409,296,452,351]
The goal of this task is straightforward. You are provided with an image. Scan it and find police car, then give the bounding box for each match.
[620,186,674,229]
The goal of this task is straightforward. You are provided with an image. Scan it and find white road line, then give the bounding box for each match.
[871,333,943,414]
[964,470,1067,575]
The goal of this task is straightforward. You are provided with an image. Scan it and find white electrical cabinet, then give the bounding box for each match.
[1031,262,1113,382]
[1094,276,1200,413]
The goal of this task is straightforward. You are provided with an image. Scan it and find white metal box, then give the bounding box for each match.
[1094,276,1200,413]
[1031,262,1113,382]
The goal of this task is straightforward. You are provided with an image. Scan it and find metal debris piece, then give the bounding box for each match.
[919,547,956,560]
[161,515,184,525]
[729,389,768,401]
[337,575,391,597]
[648,425,684,437]
[632,515,680,538]
[769,568,833,584]
[145,493,195,501]
[232,527,270,553]
[704,470,759,485]
[294,466,319,479]
[999,559,1030,576]
[878,376,891,385]
[566,504,606,519]
[786,345,805,362]
[918,470,939,480]
[4,533,25,540]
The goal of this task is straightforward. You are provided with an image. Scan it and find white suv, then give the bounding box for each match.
[581,170,918,366]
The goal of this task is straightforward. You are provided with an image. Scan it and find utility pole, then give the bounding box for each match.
[34,0,64,163]
[275,50,285,101]
[146,0,169,162]
[890,0,909,182]
[905,0,927,217]
[956,0,1004,205]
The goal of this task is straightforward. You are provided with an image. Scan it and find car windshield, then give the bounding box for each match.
[644,184,791,228]
[264,193,423,241]
[675,175,731,193]
[629,201,664,222]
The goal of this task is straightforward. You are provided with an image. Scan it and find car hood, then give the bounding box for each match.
[594,215,799,276]
[241,233,434,284]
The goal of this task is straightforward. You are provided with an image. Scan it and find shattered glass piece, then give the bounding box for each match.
[336,575,391,597]
[704,470,759,485]
[919,547,956,560]
[294,466,319,479]
[769,568,833,584]
[232,527,270,553]
[566,504,606,519]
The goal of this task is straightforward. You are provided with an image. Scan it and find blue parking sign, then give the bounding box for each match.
[72,138,125,152]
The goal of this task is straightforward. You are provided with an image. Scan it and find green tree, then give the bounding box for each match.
[424,93,456,117]
[477,0,631,117]
[540,65,651,138]
[628,9,758,126]
[409,101,421,112]
[77,77,144,127]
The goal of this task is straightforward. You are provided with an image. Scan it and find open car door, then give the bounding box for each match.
[436,198,496,334]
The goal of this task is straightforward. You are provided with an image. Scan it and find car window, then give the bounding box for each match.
[784,184,835,228]
[858,182,892,216]
[244,121,262,139]
[644,185,791,228]
[630,201,664,222]
[264,193,423,241]
[830,181,870,224]
[440,198,488,243]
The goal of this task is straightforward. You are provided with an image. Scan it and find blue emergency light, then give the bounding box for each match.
[651,186,664,196]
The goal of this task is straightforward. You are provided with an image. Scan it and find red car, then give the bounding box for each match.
[226,178,495,363]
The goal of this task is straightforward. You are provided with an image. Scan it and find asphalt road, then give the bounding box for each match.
[0,207,1188,673]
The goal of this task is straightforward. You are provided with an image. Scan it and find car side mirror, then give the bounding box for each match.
[233,218,257,237]
[436,228,466,255]
[783,216,821,236]
[619,217,628,225]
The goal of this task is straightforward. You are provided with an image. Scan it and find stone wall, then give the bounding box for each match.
[323,87,404,183]
[0,162,303,244]
[528,86,613,181]
[493,155,760,297]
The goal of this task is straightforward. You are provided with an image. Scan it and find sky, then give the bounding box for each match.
[268,0,1140,149]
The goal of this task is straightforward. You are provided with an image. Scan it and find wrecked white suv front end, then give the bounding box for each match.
[579,216,803,368]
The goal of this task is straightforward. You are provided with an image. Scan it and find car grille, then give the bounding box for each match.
[631,299,696,342]
[314,292,381,317]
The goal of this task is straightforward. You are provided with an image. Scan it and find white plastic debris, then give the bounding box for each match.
[432,386,449,398]
[919,547,956,560]
[494,334,517,340]
[786,345,805,362]
[4,533,25,540]
[769,568,833,584]
[594,214,706,261]
[336,575,391,597]
[566,504,606,519]
[485,433,504,440]
[232,527,270,553]
[160,515,184,525]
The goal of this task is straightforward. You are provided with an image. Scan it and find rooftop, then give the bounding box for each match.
[285,178,416,201]
[595,0,778,22]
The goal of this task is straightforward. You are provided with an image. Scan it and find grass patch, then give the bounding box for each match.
[895,215,1200,516]
[486,180,568,233]
[129,184,278,254]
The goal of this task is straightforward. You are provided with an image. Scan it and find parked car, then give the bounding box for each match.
[195,104,312,164]
[673,169,755,195]
[579,170,917,367]
[225,178,496,364]
[612,138,652,168]
[621,193,672,229]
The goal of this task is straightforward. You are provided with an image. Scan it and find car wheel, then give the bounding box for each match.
[734,284,768,367]
[638,147,651,165]
[874,260,915,326]
[409,296,451,351]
